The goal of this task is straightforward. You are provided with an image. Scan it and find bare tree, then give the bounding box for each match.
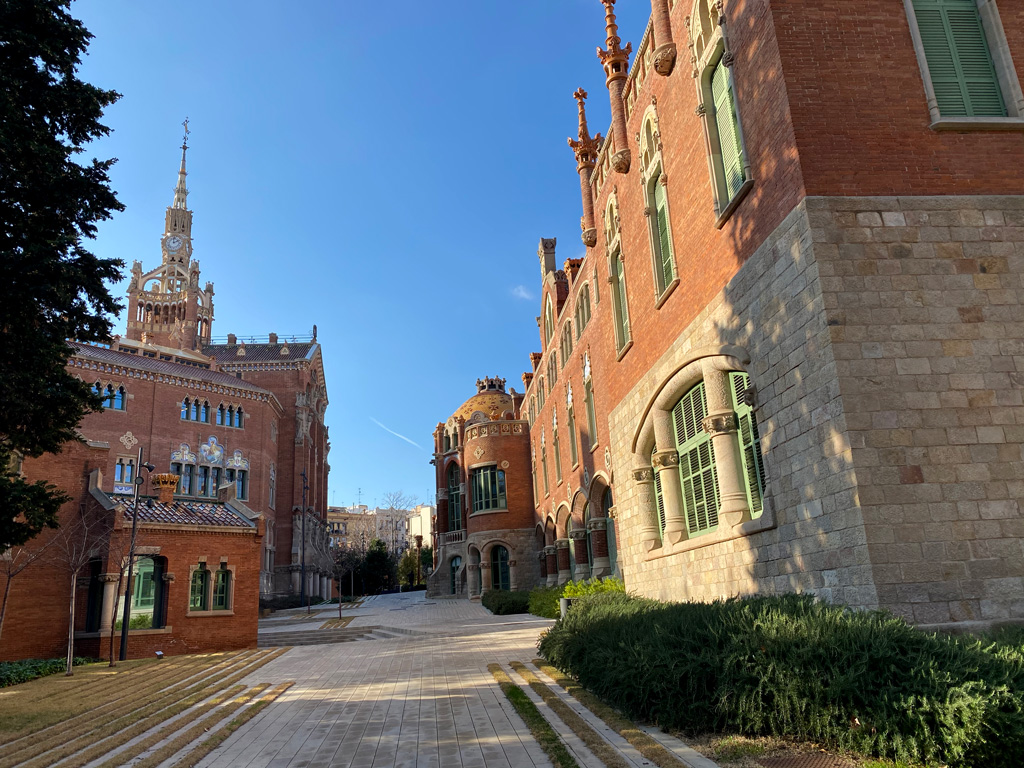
[47,503,114,675]
[0,538,55,648]
[381,490,416,512]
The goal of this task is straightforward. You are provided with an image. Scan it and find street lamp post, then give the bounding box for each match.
[119,448,155,661]
[300,468,309,613]
[415,534,423,587]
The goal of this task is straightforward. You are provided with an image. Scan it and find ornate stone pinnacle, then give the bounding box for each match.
[567,88,602,167]
[601,0,621,52]
[573,88,590,139]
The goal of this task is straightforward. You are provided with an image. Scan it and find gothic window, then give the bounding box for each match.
[235,469,248,500]
[269,465,276,509]
[189,567,210,611]
[639,112,676,298]
[211,466,222,495]
[216,404,225,426]
[583,355,598,449]
[199,400,210,423]
[190,399,199,421]
[471,466,506,512]
[234,407,244,429]
[544,296,555,346]
[606,196,630,352]
[180,464,195,496]
[552,411,562,483]
[541,430,549,496]
[227,406,235,426]
[197,465,209,497]
[574,284,591,339]
[538,378,546,410]
[181,399,190,420]
[567,393,579,468]
[528,397,536,428]
[906,0,1022,121]
[560,323,573,369]
[213,568,232,610]
[448,464,463,530]
[690,0,751,222]
[114,457,135,483]
[443,433,451,452]
[547,354,558,387]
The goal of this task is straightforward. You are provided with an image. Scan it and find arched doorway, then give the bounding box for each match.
[491,545,510,591]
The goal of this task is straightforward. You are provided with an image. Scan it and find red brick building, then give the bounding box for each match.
[512,0,1024,630]
[1,135,333,660]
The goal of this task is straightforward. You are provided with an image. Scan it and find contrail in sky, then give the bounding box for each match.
[370,417,423,450]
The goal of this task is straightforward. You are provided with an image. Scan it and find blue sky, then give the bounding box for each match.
[74,0,652,509]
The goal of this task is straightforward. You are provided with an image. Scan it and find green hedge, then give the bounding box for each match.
[538,593,1024,768]
[562,576,625,599]
[529,586,562,619]
[0,657,94,688]
[482,589,530,615]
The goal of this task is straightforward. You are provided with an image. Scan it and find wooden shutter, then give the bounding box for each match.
[731,372,766,516]
[672,382,720,535]
[653,460,667,536]
[711,61,745,200]
[654,181,674,291]
[913,0,1005,117]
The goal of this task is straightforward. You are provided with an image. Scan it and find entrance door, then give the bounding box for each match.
[450,556,462,595]
[490,546,510,591]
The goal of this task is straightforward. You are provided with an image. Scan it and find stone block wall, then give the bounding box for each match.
[813,195,1024,627]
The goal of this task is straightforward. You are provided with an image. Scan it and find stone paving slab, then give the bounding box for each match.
[200,593,557,768]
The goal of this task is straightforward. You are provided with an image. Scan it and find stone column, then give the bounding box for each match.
[509,560,519,591]
[544,546,558,587]
[702,359,750,527]
[99,573,120,633]
[588,518,611,578]
[568,89,601,247]
[598,0,632,174]
[321,575,330,599]
[650,0,676,75]
[467,564,480,597]
[539,551,548,582]
[291,569,301,595]
[480,562,492,592]
[633,463,661,552]
[652,406,689,545]
[555,539,572,585]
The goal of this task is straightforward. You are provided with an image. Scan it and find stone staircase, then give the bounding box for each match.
[257,624,427,647]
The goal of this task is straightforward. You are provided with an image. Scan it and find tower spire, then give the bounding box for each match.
[596,0,632,174]
[172,118,190,210]
[568,89,602,247]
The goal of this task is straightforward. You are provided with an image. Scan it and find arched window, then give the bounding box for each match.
[490,546,510,591]
[640,112,676,297]
[567,383,579,468]
[216,404,225,426]
[552,411,562,483]
[189,567,210,611]
[126,556,167,629]
[227,406,235,426]
[190,399,199,421]
[583,355,598,449]
[611,251,630,352]
[197,465,209,496]
[690,0,750,220]
[538,378,546,410]
[574,284,591,339]
[547,353,558,386]
[200,400,209,423]
[181,398,190,420]
[443,433,451,452]
[234,407,244,428]
[560,323,573,369]
[112,386,126,410]
[544,296,555,346]
[541,430,549,496]
[447,464,463,531]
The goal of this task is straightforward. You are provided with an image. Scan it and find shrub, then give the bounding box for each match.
[482,589,530,615]
[562,576,625,599]
[538,593,1024,768]
[0,657,94,688]
[529,586,562,619]
[114,613,153,630]
[259,594,305,612]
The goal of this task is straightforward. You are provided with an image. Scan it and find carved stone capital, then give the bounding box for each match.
[702,412,738,435]
[99,573,120,584]
[632,467,655,483]
[555,538,570,549]
[568,529,587,541]
[652,43,677,76]
[581,228,598,247]
[543,545,558,556]
[467,564,478,572]
[652,450,680,470]
[611,149,631,174]
[586,517,608,532]
[162,573,176,583]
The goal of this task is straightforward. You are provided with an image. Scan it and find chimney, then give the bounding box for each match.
[538,238,557,278]
[227,333,237,345]
[269,332,278,344]
[151,473,180,504]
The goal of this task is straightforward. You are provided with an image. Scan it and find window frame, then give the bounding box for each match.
[903,0,1024,130]
[639,110,679,302]
[470,464,507,513]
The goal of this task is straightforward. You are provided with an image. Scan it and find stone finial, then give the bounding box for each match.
[568,89,602,247]
[538,237,557,277]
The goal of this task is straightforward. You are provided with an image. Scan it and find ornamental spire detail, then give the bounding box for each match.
[172,118,190,210]
[596,0,632,174]
[567,89,601,247]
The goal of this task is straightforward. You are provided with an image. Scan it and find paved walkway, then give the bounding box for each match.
[199,593,559,768]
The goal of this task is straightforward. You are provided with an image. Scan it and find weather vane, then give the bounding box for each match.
[182,117,190,147]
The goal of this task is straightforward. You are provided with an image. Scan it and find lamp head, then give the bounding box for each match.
[142,462,156,473]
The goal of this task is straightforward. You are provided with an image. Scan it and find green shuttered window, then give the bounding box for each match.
[671,382,720,536]
[730,372,767,517]
[913,0,1006,117]
[711,61,745,201]
[654,180,674,292]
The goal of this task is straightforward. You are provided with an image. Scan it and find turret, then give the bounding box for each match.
[597,0,632,174]
[650,0,677,75]
[568,89,602,247]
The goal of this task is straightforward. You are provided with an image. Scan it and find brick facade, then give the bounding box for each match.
[503,0,1024,629]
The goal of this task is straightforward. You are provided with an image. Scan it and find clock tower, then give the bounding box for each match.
[124,121,215,352]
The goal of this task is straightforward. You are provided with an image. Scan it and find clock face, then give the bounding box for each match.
[164,235,184,252]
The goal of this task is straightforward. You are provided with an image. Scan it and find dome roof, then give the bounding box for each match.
[452,391,514,423]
